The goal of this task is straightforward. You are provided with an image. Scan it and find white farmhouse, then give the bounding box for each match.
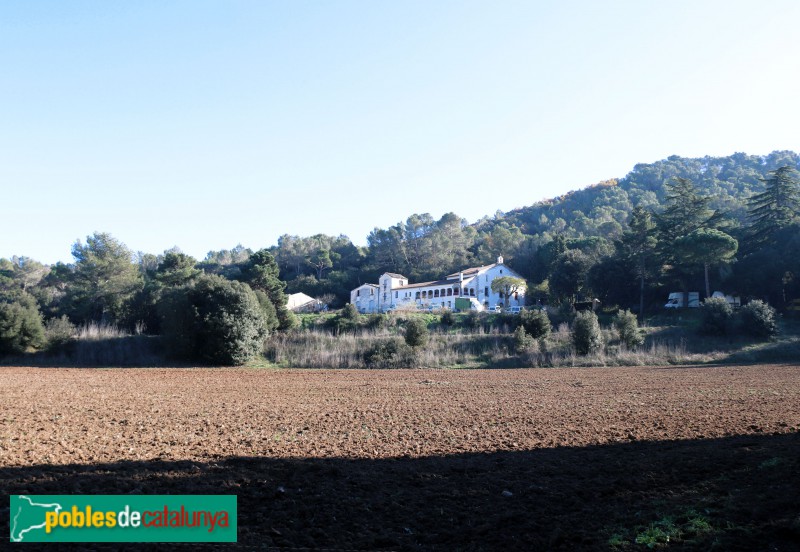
[350,256,526,314]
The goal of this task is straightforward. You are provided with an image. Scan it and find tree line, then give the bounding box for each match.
[2,151,799,362]
[264,151,800,311]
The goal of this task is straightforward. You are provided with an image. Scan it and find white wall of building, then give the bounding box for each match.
[351,284,379,313]
[350,258,525,314]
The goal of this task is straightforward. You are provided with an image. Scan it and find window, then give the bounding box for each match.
[447,289,452,296]
[416,291,420,299]
[370,289,374,296]
[383,293,387,301]
[500,269,503,274]
[357,290,360,296]
[470,288,475,296]
[395,291,398,298]
[485,287,489,296]
[434,290,440,298]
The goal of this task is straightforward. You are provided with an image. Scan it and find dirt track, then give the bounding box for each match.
[2,364,799,550]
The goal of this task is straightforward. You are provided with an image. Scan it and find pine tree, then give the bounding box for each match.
[655,177,719,298]
[241,249,296,330]
[621,206,657,319]
[656,177,713,246]
[747,166,800,248]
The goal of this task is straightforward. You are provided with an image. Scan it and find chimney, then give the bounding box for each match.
[497,255,504,264]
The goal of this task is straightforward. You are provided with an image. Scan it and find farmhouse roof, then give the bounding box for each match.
[403,279,462,289]
[382,272,407,279]
[446,263,497,279]
[287,292,317,310]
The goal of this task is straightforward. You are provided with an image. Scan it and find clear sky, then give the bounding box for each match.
[2,1,799,264]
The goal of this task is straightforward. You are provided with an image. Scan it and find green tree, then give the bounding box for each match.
[307,247,333,280]
[586,254,636,311]
[490,276,526,307]
[674,229,738,298]
[0,290,45,354]
[621,207,657,319]
[160,274,267,365]
[747,166,800,248]
[155,252,201,287]
[67,232,143,324]
[660,177,712,228]
[253,290,280,334]
[241,249,295,330]
[5,256,48,291]
[549,249,593,302]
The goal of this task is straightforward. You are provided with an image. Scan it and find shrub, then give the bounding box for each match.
[279,309,300,331]
[341,303,359,320]
[739,300,779,339]
[0,291,46,355]
[520,308,551,339]
[571,310,603,355]
[160,275,267,365]
[614,309,644,349]
[364,338,415,368]
[404,318,429,348]
[440,310,455,327]
[464,310,481,329]
[328,304,361,334]
[700,296,733,335]
[44,315,76,352]
[550,301,576,327]
[512,325,534,354]
[366,313,390,330]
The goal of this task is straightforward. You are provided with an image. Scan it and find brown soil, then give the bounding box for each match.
[1,364,799,550]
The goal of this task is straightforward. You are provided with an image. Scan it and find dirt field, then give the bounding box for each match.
[2,364,799,550]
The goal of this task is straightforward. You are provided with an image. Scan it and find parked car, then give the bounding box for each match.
[490,305,502,313]
[506,306,524,315]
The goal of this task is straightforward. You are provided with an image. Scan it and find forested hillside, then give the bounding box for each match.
[268,150,800,308]
[2,151,800,358]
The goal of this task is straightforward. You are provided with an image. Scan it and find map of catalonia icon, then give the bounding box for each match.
[10,496,63,542]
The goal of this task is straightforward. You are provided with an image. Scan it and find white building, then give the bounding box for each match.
[350,256,526,314]
[286,292,321,312]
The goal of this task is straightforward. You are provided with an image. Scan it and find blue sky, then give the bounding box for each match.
[2,1,799,264]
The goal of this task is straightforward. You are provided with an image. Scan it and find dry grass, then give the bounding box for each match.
[264,327,515,368]
[264,322,708,369]
[74,321,128,341]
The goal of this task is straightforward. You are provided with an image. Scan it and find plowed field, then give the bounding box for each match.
[2,364,799,550]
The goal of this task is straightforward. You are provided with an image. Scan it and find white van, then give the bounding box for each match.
[506,306,524,315]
